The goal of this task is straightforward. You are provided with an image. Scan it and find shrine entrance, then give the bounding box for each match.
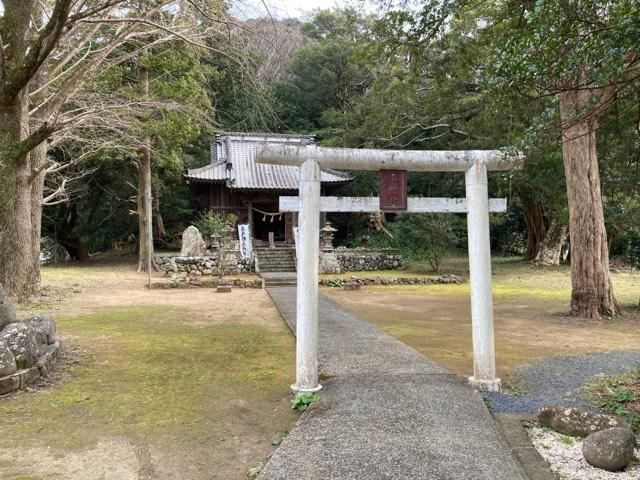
[257,145,521,393]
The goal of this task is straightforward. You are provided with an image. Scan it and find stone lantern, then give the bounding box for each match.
[320,222,337,251]
[213,224,236,278]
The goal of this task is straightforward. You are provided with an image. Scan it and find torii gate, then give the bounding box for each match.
[257,145,521,393]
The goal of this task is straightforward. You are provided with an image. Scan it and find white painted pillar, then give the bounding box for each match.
[465,161,501,392]
[292,158,322,393]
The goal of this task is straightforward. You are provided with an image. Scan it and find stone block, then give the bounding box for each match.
[537,406,629,437]
[0,342,17,377]
[216,286,232,293]
[1,322,40,368]
[28,315,56,344]
[0,374,19,395]
[19,366,40,388]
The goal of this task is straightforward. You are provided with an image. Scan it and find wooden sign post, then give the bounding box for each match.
[379,170,408,211]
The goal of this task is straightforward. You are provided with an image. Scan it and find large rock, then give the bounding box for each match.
[40,237,71,265]
[537,406,630,437]
[28,315,56,345]
[180,226,207,257]
[0,323,40,369]
[0,342,17,377]
[0,284,17,330]
[583,427,636,471]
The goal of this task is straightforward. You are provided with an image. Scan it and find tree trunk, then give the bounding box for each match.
[28,61,50,293]
[154,197,166,237]
[559,89,621,317]
[520,189,548,261]
[61,237,89,261]
[136,66,157,273]
[0,93,37,301]
[56,203,89,261]
[535,220,566,266]
[29,141,48,289]
[136,138,157,272]
[0,0,72,299]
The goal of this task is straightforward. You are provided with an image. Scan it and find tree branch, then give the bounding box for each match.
[15,123,56,164]
[3,0,74,99]
[66,0,125,23]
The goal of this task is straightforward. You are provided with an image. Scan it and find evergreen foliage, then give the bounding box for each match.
[14,1,638,276]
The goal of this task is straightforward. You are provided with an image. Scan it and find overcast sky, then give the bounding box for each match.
[0,2,378,21]
[233,0,378,19]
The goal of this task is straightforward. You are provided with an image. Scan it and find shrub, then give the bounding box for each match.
[345,213,461,272]
[291,392,320,412]
[388,213,461,272]
[194,211,236,242]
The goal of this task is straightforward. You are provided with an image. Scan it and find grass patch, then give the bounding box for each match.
[370,255,639,304]
[0,306,296,450]
[14,286,72,315]
[325,257,640,379]
[344,281,567,301]
[585,369,640,432]
[320,269,439,280]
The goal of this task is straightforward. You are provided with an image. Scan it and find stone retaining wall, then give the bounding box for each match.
[333,249,404,272]
[155,254,253,275]
[1,285,61,395]
[319,274,464,287]
[152,277,263,289]
[155,249,405,275]
[0,341,62,395]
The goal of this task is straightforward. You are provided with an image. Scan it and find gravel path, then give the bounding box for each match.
[528,427,640,480]
[483,351,640,414]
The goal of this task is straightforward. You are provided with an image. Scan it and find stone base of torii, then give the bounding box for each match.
[257,144,521,393]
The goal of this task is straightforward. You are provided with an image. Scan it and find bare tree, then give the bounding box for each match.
[0,0,237,299]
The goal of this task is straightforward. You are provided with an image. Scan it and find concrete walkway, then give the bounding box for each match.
[260,288,527,480]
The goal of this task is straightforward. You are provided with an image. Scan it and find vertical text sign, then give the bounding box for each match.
[238,224,253,260]
[379,170,408,211]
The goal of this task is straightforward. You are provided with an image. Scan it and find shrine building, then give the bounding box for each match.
[185,132,352,246]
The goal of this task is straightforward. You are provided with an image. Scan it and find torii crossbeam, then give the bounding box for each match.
[257,144,522,393]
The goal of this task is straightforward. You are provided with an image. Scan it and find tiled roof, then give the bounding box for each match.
[185,132,352,190]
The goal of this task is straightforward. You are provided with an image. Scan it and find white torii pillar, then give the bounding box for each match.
[465,162,499,391]
[258,144,521,393]
[294,158,322,393]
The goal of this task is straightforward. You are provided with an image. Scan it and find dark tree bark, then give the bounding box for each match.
[520,189,549,261]
[154,197,166,237]
[61,237,89,261]
[535,220,566,266]
[54,203,89,261]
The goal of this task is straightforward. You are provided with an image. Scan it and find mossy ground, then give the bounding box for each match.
[1,255,297,479]
[325,256,640,383]
[1,307,295,448]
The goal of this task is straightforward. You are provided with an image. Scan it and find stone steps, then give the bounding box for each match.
[260,273,297,287]
[255,248,296,273]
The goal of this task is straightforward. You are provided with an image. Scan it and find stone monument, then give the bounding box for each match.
[180,226,207,257]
